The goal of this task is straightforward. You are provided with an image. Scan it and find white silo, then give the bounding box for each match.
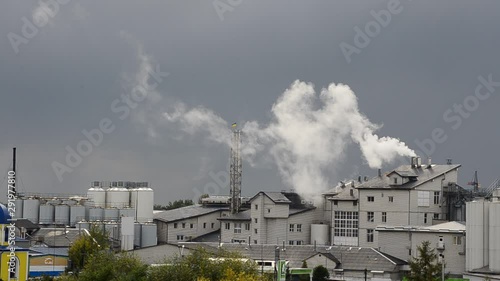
[466,200,490,271]
[70,205,86,227]
[105,222,120,240]
[489,202,500,271]
[88,207,104,221]
[104,208,119,221]
[130,187,154,222]
[23,199,40,224]
[87,187,106,208]
[118,208,136,219]
[140,223,158,247]
[14,198,23,219]
[311,224,329,246]
[55,205,70,225]
[106,187,129,208]
[121,217,135,251]
[39,204,55,224]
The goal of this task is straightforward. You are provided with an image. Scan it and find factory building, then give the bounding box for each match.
[464,189,500,280]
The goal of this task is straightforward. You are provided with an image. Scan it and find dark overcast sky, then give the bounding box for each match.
[1,1,499,203]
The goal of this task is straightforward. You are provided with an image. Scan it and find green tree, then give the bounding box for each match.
[68,224,110,274]
[77,252,148,281]
[406,241,443,281]
[312,265,329,281]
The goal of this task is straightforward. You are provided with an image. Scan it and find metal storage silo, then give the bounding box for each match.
[466,200,489,271]
[104,208,119,221]
[106,187,129,208]
[105,222,120,240]
[87,187,106,208]
[70,205,86,227]
[62,200,77,206]
[77,221,90,232]
[14,199,23,219]
[134,223,142,247]
[489,202,500,271]
[311,224,329,246]
[119,208,136,219]
[23,199,40,224]
[121,216,135,251]
[39,204,55,224]
[130,187,154,222]
[88,207,104,221]
[55,205,70,225]
[140,223,157,247]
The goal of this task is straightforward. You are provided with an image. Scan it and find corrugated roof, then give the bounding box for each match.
[376,221,466,233]
[154,205,227,223]
[30,246,69,256]
[218,210,251,221]
[357,164,461,190]
[249,192,291,204]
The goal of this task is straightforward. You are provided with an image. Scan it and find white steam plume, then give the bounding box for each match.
[152,80,415,202]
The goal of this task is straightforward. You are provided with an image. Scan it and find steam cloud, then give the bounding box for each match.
[123,48,415,201]
[154,81,415,201]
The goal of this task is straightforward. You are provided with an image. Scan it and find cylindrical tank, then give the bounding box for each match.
[88,207,104,221]
[39,204,55,224]
[466,200,488,271]
[311,224,329,246]
[23,199,40,224]
[77,221,90,232]
[489,202,500,271]
[119,208,136,219]
[130,188,154,222]
[140,223,157,247]
[106,187,129,208]
[87,187,106,208]
[70,205,86,227]
[105,222,120,240]
[14,199,23,219]
[134,223,142,247]
[104,208,119,221]
[55,205,70,225]
[121,217,135,251]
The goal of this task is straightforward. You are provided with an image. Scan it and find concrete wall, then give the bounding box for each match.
[156,211,223,243]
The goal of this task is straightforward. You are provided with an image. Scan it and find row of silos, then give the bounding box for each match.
[15,198,86,227]
[86,206,136,222]
[86,186,154,222]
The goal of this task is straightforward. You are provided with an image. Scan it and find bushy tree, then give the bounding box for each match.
[68,224,110,273]
[406,241,443,281]
[312,265,329,281]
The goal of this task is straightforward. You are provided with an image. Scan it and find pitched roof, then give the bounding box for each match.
[249,192,292,204]
[218,210,251,221]
[305,252,341,266]
[153,205,227,223]
[31,228,82,247]
[357,164,461,190]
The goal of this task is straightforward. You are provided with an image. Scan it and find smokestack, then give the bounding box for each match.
[410,157,416,168]
[427,157,432,168]
[364,176,368,182]
[378,169,382,177]
[358,176,362,183]
[351,181,355,187]
[447,159,453,165]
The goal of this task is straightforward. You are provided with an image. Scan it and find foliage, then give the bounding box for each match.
[154,199,194,210]
[77,252,148,281]
[312,265,329,281]
[68,224,110,273]
[406,240,443,281]
[198,268,263,281]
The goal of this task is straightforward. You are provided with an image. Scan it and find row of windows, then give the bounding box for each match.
[174,222,215,229]
[289,224,302,232]
[288,240,303,245]
[334,211,359,238]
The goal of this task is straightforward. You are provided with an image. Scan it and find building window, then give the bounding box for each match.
[177,235,184,241]
[174,223,178,229]
[203,223,206,229]
[424,213,428,224]
[254,229,258,234]
[254,218,258,223]
[367,196,374,202]
[245,223,250,231]
[234,223,242,234]
[289,224,295,232]
[333,200,338,206]
[434,213,439,220]
[367,212,374,222]
[296,240,303,245]
[394,178,398,184]
[289,240,294,245]
[454,236,462,245]
[190,224,194,229]
[254,240,258,244]
[382,212,387,223]
[297,224,302,232]
[182,223,186,228]
[255,204,258,210]
[334,211,359,238]
[211,223,215,228]
[388,196,394,203]
[367,229,374,242]
[268,209,271,213]
[434,191,440,205]
[418,191,430,207]
[353,201,358,206]
[225,223,230,230]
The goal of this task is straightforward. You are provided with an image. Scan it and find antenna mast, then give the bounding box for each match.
[468,171,480,193]
[230,124,242,214]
